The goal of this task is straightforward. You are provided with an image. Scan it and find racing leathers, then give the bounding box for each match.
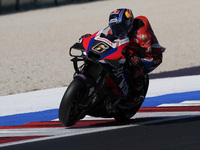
[128,16,165,74]
[124,15,165,104]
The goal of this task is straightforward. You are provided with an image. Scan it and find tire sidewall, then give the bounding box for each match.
[59,79,85,126]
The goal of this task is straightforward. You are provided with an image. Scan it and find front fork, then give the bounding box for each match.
[73,59,108,108]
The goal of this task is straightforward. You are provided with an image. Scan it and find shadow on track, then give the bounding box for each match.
[149,66,200,79]
[68,117,166,128]
[2,115,200,150]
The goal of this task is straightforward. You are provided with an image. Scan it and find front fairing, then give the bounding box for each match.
[82,26,130,68]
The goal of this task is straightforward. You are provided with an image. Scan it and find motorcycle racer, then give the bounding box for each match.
[108,8,165,105]
[109,8,165,73]
[80,8,165,107]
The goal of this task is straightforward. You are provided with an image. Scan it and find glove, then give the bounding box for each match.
[122,49,142,68]
[130,56,142,67]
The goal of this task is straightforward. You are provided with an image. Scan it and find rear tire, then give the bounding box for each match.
[114,102,143,121]
[59,78,86,127]
[114,74,149,121]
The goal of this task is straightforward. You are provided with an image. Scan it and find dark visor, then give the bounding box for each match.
[110,23,127,38]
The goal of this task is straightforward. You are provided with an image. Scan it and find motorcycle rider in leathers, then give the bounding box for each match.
[81,8,165,107]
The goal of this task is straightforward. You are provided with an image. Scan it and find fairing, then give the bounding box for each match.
[82,26,130,66]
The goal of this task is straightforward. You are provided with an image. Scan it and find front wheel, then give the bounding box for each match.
[59,78,87,127]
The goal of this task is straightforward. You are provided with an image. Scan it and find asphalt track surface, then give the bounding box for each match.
[1,66,200,150]
[1,116,199,150]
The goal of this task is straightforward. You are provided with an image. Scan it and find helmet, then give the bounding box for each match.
[109,8,134,38]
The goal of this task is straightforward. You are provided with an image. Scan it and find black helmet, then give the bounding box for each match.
[109,8,134,38]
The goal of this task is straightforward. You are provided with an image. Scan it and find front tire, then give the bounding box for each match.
[59,78,86,127]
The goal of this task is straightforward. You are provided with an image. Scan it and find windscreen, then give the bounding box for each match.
[99,26,117,42]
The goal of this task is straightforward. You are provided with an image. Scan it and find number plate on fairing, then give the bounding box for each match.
[92,42,109,53]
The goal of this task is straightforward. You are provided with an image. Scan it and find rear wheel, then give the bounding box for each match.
[114,74,149,121]
[59,78,87,127]
[114,101,143,121]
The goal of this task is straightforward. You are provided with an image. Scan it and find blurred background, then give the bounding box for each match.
[0,0,199,96]
[0,0,95,12]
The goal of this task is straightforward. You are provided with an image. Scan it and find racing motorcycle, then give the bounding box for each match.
[59,26,149,127]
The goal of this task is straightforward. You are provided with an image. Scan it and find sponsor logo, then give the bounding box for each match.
[111,10,120,15]
[110,17,118,23]
[96,37,114,47]
[125,10,132,19]
[114,67,129,96]
[142,34,149,41]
